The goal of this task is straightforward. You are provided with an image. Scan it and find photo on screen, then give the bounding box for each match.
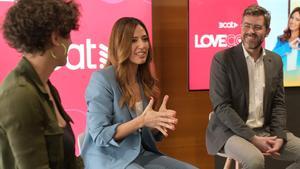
[189,0,300,90]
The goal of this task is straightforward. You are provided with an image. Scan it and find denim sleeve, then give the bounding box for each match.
[85,71,121,148]
[273,39,291,57]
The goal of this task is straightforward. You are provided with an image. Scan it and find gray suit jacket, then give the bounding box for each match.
[206,43,287,155]
[81,66,162,169]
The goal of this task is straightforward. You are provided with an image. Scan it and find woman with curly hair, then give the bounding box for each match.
[81,17,198,169]
[0,0,81,169]
[273,7,300,86]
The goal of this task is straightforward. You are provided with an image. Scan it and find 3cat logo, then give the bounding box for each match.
[218,21,238,29]
[55,39,108,71]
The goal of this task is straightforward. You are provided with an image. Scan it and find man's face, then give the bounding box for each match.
[241,15,270,51]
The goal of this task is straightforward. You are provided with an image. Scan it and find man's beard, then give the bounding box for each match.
[242,33,263,49]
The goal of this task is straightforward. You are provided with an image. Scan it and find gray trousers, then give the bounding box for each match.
[224,132,300,169]
[125,150,199,169]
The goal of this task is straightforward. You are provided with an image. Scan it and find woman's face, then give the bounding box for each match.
[289,11,300,32]
[129,25,149,65]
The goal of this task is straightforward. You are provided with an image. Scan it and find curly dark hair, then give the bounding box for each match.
[2,0,80,53]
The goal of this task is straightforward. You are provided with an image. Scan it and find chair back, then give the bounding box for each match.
[77,132,85,154]
[209,111,214,120]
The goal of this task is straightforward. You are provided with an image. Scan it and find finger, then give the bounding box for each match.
[156,126,168,137]
[266,147,277,153]
[158,117,178,125]
[272,152,280,157]
[158,122,176,131]
[265,136,277,141]
[159,95,169,111]
[161,110,176,117]
[262,144,272,152]
[266,139,276,145]
[270,152,281,159]
[144,97,154,111]
[262,152,272,156]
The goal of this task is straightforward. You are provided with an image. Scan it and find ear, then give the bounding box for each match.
[51,32,61,46]
[266,28,271,37]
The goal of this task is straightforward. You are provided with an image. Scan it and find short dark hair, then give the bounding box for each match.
[243,5,271,29]
[2,0,80,53]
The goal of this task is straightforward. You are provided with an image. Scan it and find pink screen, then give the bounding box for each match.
[0,0,152,154]
[189,0,257,90]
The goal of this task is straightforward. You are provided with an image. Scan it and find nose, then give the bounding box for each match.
[137,39,148,49]
[248,27,255,33]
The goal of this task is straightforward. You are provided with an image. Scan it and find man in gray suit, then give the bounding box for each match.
[206,5,300,169]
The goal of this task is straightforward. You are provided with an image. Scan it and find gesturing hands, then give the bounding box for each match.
[141,95,178,137]
[251,135,283,158]
[289,38,300,50]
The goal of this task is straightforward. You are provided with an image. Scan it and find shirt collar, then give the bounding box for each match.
[242,44,266,62]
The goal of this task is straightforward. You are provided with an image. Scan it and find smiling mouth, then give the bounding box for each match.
[136,52,147,56]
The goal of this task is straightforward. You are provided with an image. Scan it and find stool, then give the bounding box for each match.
[209,111,241,169]
[217,152,240,169]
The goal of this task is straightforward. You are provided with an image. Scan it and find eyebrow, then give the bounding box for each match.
[132,35,148,38]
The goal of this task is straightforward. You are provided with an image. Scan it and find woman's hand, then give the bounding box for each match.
[140,95,178,137]
[289,38,300,50]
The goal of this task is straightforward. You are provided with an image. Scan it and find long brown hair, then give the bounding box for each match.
[279,7,300,41]
[106,17,160,109]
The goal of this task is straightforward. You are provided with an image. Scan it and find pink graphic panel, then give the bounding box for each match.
[0,0,152,154]
[189,0,257,90]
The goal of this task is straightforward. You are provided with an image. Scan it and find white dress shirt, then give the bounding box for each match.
[242,45,266,128]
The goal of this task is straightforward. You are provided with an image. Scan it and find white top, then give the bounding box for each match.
[135,101,143,116]
[242,45,265,128]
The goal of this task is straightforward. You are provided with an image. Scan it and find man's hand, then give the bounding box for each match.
[266,138,283,158]
[250,135,277,155]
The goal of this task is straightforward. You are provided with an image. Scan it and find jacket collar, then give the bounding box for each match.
[16,57,73,123]
[17,57,48,95]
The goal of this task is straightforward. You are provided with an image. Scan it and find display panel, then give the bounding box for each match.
[0,0,152,154]
[189,0,297,90]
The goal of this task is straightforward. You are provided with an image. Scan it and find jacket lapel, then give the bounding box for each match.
[233,44,249,108]
[263,53,272,114]
[124,82,148,119]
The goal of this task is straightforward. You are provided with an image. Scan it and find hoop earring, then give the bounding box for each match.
[60,43,67,55]
[50,50,57,59]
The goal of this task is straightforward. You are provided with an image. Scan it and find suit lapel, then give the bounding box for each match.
[263,53,272,114]
[124,82,148,119]
[233,44,249,108]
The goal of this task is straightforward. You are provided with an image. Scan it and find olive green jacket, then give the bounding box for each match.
[0,57,80,169]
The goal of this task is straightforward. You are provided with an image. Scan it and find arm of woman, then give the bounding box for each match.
[0,86,50,169]
[86,72,177,145]
[273,38,292,57]
[85,71,121,147]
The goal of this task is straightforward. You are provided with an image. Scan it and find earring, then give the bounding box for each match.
[50,50,57,59]
[60,43,67,55]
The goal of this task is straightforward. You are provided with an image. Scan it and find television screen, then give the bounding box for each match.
[189,0,298,90]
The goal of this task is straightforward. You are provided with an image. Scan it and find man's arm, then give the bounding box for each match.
[269,56,287,141]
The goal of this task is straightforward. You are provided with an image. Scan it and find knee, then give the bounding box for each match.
[242,153,264,169]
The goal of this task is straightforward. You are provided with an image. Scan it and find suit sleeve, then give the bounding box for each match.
[85,71,121,148]
[1,86,50,169]
[272,39,291,57]
[269,58,287,141]
[209,52,256,140]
